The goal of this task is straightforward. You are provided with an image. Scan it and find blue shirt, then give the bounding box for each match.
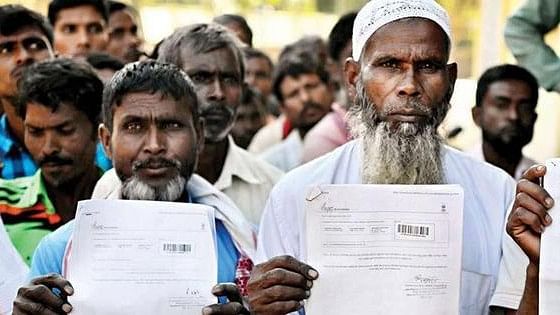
[0,115,37,179]
[0,115,112,179]
[30,216,240,285]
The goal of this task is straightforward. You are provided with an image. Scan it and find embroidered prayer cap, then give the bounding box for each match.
[352,0,452,60]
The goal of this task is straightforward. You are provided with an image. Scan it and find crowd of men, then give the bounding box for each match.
[0,0,555,314]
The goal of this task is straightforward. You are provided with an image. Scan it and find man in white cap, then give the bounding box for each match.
[238,1,517,314]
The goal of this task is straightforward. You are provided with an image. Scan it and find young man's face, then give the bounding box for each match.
[231,97,266,149]
[106,9,143,63]
[53,4,108,58]
[0,27,53,98]
[24,102,97,188]
[245,56,272,98]
[473,79,537,151]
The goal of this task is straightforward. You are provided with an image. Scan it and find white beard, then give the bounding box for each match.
[348,79,449,185]
[121,175,187,201]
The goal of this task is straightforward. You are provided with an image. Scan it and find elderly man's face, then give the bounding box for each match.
[100,92,203,201]
[352,18,455,133]
[180,46,242,143]
[345,18,456,185]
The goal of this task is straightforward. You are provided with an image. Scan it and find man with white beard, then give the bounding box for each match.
[243,1,517,314]
[11,60,256,315]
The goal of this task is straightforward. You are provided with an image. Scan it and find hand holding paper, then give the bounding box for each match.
[305,184,464,315]
[65,199,218,315]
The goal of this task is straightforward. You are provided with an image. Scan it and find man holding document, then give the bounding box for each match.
[247,0,517,314]
[12,60,256,315]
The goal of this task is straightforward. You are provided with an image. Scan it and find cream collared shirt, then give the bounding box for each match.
[214,136,284,228]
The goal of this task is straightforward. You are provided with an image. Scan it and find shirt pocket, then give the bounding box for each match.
[461,270,494,315]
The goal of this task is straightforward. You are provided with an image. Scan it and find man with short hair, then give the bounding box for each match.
[48,0,109,59]
[106,1,144,63]
[231,85,267,149]
[0,5,54,179]
[245,1,516,314]
[12,60,256,314]
[470,64,539,180]
[0,58,103,265]
[259,54,334,171]
[213,14,253,47]
[243,47,278,119]
[157,23,283,227]
[301,12,356,163]
[243,48,273,103]
[327,11,357,105]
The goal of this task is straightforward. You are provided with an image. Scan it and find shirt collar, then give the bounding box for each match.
[214,136,262,190]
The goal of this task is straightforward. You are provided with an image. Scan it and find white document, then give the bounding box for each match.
[0,216,29,315]
[540,158,560,314]
[305,184,464,315]
[66,199,217,315]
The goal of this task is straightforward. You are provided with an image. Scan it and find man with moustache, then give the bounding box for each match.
[0,5,54,179]
[469,64,539,180]
[12,60,256,314]
[259,54,334,171]
[157,24,283,227]
[244,1,517,314]
[0,58,103,266]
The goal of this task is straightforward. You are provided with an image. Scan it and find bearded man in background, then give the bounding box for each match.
[243,1,518,315]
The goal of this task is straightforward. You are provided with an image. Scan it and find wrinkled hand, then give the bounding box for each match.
[202,283,249,315]
[506,165,554,264]
[13,273,73,315]
[247,255,318,315]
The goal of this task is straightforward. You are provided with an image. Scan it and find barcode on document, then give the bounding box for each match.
[162,243,192,253]
[397,224,430,237]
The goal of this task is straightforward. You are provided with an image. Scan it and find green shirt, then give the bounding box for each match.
[505,0,560,91]
[0,170,58,265]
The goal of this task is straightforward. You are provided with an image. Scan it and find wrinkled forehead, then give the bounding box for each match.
[361,17,450,62]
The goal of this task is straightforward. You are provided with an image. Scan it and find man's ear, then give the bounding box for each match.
[98,123,113,160]
[446,62,458,103]
[344,57,360,102]
[472,106,481,127]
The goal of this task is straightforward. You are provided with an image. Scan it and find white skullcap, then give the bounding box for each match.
[352,0,452,60]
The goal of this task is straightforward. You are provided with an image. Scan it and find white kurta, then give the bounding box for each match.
[257,139,516,315]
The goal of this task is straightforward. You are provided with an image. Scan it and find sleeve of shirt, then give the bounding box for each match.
[28,235,65,279]
[255,185,298,264]
[27,223,74,279]
[504,0,560,91]
[490,199,529,310]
